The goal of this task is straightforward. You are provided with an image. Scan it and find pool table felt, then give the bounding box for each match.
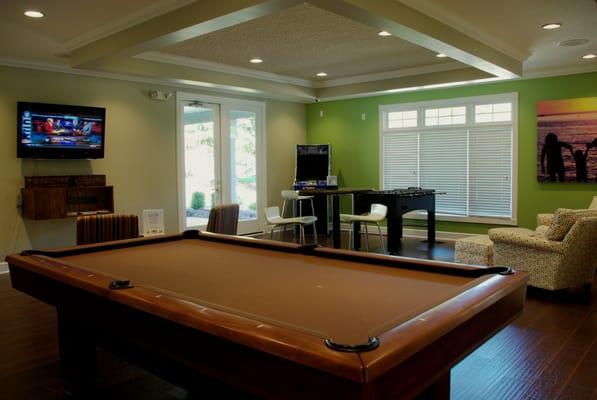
[60,239,485,346]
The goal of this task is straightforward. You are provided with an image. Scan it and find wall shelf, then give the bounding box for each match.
[21,175,114,220]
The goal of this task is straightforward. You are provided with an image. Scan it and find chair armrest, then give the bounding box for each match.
[489,228,564,254]
[537,213,554,227]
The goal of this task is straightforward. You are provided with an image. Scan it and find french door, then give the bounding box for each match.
[177,93,266,234]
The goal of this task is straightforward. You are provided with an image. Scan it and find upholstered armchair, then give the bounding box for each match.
[536,195,597,228]
[489,208,597,291]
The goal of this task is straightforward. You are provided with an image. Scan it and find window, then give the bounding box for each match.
[380,93,517,224]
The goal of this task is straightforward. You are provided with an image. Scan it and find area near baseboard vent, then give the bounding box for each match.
[0,262,8,274]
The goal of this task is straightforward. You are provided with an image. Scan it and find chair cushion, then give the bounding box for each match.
[545,208,597,241]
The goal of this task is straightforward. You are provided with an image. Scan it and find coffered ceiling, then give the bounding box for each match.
[0,0,595,102]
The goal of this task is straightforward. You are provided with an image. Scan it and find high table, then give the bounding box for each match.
[7,231,528,399]
[298,187,373,248]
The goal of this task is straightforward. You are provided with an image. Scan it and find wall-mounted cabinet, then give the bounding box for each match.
[21,175,114,220]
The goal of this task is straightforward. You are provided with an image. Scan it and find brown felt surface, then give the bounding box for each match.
[61,239,482,345]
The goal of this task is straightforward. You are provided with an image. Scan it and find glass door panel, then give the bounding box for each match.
[229,110,257,223]
[183,103,220,229]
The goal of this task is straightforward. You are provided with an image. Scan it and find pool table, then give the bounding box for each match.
[6,231,527,399]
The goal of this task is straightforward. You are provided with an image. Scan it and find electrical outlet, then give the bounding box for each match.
[319,110,324,117]
[361,113,366,120]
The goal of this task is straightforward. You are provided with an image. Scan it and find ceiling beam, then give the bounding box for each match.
[92,57,317,102]
[315,67,493,100]
[309,0,522,78]
[70,0,304,68]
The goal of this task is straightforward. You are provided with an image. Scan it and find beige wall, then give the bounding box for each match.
[0,66,306,260]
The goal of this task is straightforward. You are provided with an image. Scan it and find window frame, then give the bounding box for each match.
[379,93,518,225]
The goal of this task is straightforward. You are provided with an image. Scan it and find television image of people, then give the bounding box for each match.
[17,102,105,159]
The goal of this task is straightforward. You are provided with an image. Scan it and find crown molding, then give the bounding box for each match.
[522,63,597,79]
[0,57,314,103]
[137,51,313,87]
[62,0,195,51]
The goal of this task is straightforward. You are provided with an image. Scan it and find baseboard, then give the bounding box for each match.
[0,262,8,275]
[339,223,483,241]
[251,224,484,241]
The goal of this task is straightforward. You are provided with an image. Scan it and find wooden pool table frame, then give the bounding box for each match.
[7,231,528,399]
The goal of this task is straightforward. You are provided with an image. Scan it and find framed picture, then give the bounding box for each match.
[537,97,597,183]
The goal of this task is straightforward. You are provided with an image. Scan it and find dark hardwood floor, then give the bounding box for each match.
[1,231,595,399]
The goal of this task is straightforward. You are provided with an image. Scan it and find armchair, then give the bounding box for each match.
[489,214,597,291]
[537,195,597,228]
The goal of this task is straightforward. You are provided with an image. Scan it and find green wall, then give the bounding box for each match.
[306,72,597,233]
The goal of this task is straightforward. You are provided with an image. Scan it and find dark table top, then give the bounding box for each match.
[298,187,374,195]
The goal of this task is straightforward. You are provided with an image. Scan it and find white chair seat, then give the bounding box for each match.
[265,206,317,245]
[341,203,387,252]
[267,216,317,225]
[340,213,382,223]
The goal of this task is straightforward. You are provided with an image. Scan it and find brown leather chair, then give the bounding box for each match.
[205,204,239,235]
[76,214,139,245]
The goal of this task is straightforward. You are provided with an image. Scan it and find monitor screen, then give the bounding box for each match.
[17,102,106,159]
[295,144,330,181]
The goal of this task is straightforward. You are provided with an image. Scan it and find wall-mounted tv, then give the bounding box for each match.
[17,102,106,159]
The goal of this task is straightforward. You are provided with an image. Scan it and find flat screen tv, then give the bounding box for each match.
[17,102,106,159]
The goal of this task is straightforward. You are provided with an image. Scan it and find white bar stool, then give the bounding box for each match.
[264,206,318,244]
[340,203,387,252]
[281,190,315,218]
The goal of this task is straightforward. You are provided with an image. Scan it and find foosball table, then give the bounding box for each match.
[353,188,438,253]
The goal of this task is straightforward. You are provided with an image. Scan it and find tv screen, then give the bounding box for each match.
[17,102,105,159]
[295,144,330,181]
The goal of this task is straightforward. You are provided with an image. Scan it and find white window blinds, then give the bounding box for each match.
[380,93,516,222]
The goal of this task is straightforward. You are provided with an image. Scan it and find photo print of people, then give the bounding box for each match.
[537,97,597,183]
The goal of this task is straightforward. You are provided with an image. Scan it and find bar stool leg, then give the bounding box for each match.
[377,223,385,253]
[270,225,275,239]
[281,200,288,218]
[300,224,305,244]
[312,221,318,245]
[309,198,315,216]
[364,224,369,251]
[348,222,353,250]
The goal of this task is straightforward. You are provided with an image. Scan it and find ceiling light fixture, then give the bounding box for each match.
[249,58,263,64]
[582,53,596,59]
[541,23,562,30]
[24,10,44,18]
[316,72,328,77]
[436,53,448,58]
[378,31,392,37]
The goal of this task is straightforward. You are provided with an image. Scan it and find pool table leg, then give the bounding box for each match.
[57,306,97,398]
[414,371,450,399]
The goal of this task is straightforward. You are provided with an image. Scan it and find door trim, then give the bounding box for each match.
[176,92,267,234]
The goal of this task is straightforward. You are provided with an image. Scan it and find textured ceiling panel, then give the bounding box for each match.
[160,3,452,80]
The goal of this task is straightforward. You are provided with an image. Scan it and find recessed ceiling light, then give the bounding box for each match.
[316,72,328,77]
[378,31,392,37]
[582,53,596,59]
[249,58,263,64]
[436,53,448,58]
[541,23,562,30]
[24,10,44,18]
[558,39,589,47]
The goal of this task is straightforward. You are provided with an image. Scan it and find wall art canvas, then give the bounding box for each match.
[537,97,597,183]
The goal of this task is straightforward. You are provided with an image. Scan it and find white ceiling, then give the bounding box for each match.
[0,0,595,100]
